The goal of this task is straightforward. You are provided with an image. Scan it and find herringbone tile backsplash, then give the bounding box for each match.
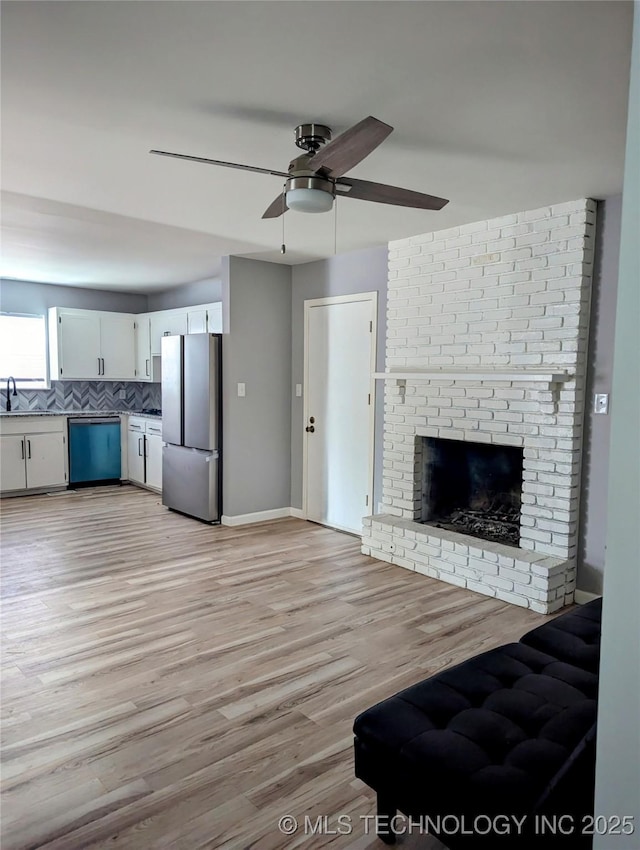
[1,381,162,413]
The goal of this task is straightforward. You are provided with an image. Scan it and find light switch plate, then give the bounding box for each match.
[237,382,246,398]
[594,393,609,414]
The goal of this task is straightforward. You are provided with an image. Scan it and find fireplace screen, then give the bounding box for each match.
[420,437,524,546]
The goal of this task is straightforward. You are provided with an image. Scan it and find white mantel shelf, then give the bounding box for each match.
[373,369,572,383]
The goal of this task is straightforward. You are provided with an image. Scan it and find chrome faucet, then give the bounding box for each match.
[5,377,17,412]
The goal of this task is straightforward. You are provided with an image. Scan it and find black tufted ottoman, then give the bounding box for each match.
[354,601,602,848]
[520,598,602,674]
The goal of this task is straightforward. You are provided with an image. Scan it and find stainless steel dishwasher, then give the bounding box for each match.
[68,417,121,485]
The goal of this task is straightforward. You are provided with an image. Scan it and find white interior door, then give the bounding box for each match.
[304,294,376,535]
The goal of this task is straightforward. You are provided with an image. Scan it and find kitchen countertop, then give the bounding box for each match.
[0,410,162,420]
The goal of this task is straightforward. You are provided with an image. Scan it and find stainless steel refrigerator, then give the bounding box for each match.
[161,333,222,522]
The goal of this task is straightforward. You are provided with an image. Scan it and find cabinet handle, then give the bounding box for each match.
[20,439,25,460]
[101,357,105,375]
[27,440,31,459]
[146,359,150,376]
[145,436,149,457]
[97,357,101,376]
[138,437,143,456]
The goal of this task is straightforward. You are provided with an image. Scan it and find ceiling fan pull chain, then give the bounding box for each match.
[334,194,338,255]
[281,185,286,254]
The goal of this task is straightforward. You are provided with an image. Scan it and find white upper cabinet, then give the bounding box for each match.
[206,302,223,333]
[48,302,222,382]
[49,308,136,381]
[150,309,188,356]
[186,308,207,334]
[100,314,136,380]
[135,315,152,381]
[53,311,101,380]
[186,303,223,334]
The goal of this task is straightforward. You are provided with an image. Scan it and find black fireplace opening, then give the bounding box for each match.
[421,437,524,546]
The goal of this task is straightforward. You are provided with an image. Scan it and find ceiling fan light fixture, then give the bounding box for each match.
[285,176,334,213]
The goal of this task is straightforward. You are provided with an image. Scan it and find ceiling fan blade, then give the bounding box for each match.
[262,192,289,219]
[309,116,393,178]
[335,177,449,210]
[149,150,290,178]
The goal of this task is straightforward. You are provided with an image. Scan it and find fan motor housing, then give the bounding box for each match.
[286,175,334,196]
[294,123,332,153]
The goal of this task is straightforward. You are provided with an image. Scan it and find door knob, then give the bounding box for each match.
[306,425,315,433]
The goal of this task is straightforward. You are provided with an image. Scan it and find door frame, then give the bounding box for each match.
[302,291,378,530]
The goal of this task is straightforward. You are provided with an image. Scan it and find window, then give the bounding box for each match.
[0,313,49,389]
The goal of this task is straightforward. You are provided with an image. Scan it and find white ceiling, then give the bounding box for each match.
[0,1,633,293]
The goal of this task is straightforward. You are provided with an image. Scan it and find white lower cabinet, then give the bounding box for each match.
[25,433,67,488]
[0,436,28,491]
[145,432,163,491]
[0,418,67,493]
[127,418,162,492]
[127,422,146,486]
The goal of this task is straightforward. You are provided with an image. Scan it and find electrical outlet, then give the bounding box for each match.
[118,389,127,400]
[594,393,609,415]
[295,383,302,398]
[237,383,246,398]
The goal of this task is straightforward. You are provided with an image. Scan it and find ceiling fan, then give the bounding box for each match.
[150,116,449,219]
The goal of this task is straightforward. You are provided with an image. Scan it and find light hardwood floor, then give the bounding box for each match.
[1,485,553,850]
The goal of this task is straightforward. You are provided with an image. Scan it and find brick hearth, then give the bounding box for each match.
[362,199,596,613]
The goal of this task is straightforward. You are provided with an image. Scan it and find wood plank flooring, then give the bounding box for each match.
[1,485,553,850]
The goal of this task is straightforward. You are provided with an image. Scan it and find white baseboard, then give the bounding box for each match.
[575,589,602,605]
[221,507,302,527]
[289,507,305,519]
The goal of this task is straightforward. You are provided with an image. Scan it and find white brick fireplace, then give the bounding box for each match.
[362,199,596,613]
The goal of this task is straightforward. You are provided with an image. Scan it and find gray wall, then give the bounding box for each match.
[0,276,222,315]
[579,196,622,594]
[594,3,640,843]
[147,276,222,311]
[221,256,292,517]
[0,278,147,314]
[290,245,388,511]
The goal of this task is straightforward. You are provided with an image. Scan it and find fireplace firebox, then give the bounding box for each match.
[420,437,524,546]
